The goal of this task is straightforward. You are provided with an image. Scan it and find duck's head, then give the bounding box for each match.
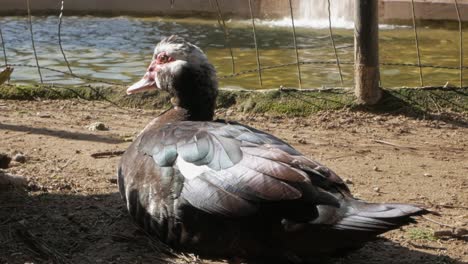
[127,36,218,115]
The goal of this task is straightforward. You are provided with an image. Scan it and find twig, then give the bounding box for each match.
[422,215,458,229]
[16,228,69,263]
[434,228,468,239]
[326,154,361,160]
[428,94,442,115]
[408,241,447,251]
[435,204,468,210]
[372,139,417,150]
[90,150,125,159]
[58,154,76,170]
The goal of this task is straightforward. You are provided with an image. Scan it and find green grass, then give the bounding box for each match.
[1,84,467,118]
[406,228,437,241]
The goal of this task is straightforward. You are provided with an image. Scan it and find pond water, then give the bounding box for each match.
[0,16,466,89]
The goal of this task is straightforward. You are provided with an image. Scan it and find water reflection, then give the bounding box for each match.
[0,16,466,89]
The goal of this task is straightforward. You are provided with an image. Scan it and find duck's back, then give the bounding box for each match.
[118,118,425,261]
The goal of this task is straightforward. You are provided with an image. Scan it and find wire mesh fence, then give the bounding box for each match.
[0,0,466,92]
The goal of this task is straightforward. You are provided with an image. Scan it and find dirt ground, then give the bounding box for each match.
[0,98,466,264]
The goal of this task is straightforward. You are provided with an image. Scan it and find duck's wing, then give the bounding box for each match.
[137,120,350,219]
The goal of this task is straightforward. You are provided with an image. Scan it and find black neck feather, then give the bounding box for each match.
[169,64,218,121]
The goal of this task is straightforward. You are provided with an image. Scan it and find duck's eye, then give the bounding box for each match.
[159,55,168,63]
[156,52,173,64]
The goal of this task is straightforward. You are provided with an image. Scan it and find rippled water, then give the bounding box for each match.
[0,16,466,89]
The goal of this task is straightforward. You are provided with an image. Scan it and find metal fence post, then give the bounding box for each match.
[354,0,381,105]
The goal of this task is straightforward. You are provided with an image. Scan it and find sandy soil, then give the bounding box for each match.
[0,99,466,264]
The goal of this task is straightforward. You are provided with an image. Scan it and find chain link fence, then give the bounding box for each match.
[0,0,466,94]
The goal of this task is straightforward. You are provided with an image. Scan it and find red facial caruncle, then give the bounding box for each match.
[146,52,175,76]
[155,52,175,65]
[126,52,175,95]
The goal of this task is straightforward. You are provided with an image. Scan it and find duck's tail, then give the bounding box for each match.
[334,201,428,234]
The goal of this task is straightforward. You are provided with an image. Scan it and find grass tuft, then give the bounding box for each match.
[407,228,437,241]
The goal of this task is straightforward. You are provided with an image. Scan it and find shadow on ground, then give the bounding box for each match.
[0,123,123,144]
[351,89,468,128]
[0,189,461,264]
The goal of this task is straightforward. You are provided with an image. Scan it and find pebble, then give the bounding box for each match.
[298,138,307,144]
[36,112,51,118]
[108,178,118,184]
[123,137,134,142]
[344,178,354,185]
[88,122,109,131]
[423,173,432,177]
[373,186,381,193]
[13,153,27,163]
[225,109,234,116]
[0,170,27,189]
[0,153,11,169]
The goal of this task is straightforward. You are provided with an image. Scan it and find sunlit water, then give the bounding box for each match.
[0,16,466,89]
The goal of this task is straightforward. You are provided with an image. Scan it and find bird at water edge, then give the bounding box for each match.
[118,35,428,263]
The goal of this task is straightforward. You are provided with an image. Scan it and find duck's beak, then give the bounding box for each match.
[127,76,156,95]
[127,61,158,95]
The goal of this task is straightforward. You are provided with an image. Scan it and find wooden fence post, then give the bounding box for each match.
[354,0,381,105]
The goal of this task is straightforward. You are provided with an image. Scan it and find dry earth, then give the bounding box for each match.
[0,99,467,264]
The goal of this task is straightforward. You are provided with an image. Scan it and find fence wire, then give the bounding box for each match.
[26,0,43,84]
[410,0,424,87]
[210,0,235,75]
[454,0,463,88]
[248,0,263,89]
[288,0,302,89]
[58,1,73,76]
[0,0,466,95]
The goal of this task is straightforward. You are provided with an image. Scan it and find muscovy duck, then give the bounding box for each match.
[119,35,427,263]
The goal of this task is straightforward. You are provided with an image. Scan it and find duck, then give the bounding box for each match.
[118,35,427,263]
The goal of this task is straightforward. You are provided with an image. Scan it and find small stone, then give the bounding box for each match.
[88,122,109,131]
[298,138,307,144]
[0,170,27,189]
[59,184,72,191]
[225,109,234,116]
[423,173,432,177]
[344,178,353,185]
[123,137,134,142]
[13,153,27,163]
[373,187,381,193]
[108,178,118,184]
[0,153,11,169]
[27,182,48,192]
[373,166,380,172]
[36,112,51,118]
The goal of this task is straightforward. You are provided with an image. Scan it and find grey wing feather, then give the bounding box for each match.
[138,121,348,218]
